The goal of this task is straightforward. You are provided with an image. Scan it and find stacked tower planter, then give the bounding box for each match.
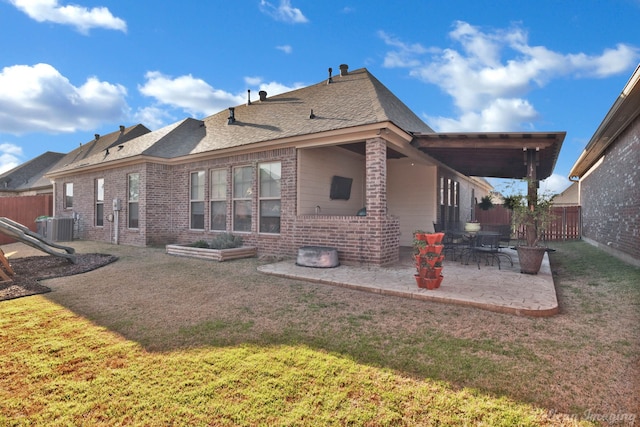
[413,232,445,290]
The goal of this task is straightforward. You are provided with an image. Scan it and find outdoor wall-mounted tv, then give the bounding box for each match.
[330,175,353,200]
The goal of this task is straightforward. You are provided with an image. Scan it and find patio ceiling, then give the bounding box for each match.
[411,132,566,180]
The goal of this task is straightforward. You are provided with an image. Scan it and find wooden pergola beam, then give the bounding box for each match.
[412,136,558,150]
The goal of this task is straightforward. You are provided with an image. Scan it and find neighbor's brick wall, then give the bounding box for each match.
[581,115,640,262]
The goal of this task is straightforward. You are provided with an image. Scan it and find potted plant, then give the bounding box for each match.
[464,219,481,233]
[412,229,427,255]
[412,230,444,289]
[506,181,556,274]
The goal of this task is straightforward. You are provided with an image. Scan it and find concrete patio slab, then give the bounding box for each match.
[258,247,558,317]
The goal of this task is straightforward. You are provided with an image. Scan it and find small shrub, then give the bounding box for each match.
[189,240,210,248]
[210,233,243,249]
[479,195,494,210]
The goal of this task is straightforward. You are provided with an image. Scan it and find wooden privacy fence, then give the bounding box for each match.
[542,206,582,241]
[475,205,581,242]
[0,195,53,245]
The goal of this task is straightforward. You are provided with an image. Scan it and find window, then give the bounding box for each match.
[128,173,139,229]
[438,176,460,229]
[96,178,104,227]
[453,181,459,208]
[259,162,281,233]
[190,171,205,230]
[64,182,73,209]
[233,166,252,232]
[210,169,227,231]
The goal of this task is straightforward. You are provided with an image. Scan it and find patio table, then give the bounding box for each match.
[462,231,513,269]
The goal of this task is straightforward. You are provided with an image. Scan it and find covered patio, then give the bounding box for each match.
[258,247,558,317]
[260,131,565,316]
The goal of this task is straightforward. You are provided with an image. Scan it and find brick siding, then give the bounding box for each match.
[581,115,640,262]
[53,140,401,265]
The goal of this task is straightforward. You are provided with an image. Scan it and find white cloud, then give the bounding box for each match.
[9,0,126,34]
[0,143,24,174]
[381,21,640,132]
[139,71,244,118]
[244,76,263,87]
[259,0,308,24]
[0,63,128,134]
[378,31,431,68]
[426,98,539,132]
[244,76,305,97]
[276,45,293,54]
[137,72,305,120]
[133,106,175,131]
[540,173,571,195]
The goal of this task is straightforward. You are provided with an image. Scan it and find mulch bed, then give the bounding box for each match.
[0,253,118,302]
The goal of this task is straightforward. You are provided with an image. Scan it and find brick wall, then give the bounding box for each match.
[52,140,402,265]
[53,165,148,246]
[581,115,640,263]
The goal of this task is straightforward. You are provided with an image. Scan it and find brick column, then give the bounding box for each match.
[365,137,387,217]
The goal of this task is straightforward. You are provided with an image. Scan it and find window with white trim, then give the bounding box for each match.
[259,162,281,233]
[210,168,227,231]
[233,166,252,232]
[96,178,104,227]
[64,182,73,209]
[190,171,205,230]
[128,173,139,229]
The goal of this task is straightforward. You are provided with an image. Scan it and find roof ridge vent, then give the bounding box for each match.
[339,64,349,76]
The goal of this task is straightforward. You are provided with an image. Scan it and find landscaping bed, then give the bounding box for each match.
[165,244,257,261]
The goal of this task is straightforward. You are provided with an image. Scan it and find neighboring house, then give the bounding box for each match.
[0,125,150,197]
[569,64,640,266]
[552,182,579,207]
[46,65,564,265]
[0,151,65,197]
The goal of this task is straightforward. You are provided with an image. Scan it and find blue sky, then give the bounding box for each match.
[1,0,639,194]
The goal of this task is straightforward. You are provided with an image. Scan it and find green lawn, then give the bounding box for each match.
[1,240,638,426]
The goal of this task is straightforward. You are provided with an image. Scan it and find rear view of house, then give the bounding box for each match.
[45,65,562,265]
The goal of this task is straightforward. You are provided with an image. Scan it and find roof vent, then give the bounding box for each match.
[227,107,236,125]
[119,125,125,133]
[327,67,333,84]
[339,64,349,76]
[94,134,100,141]
[259,90,267,101]
[247,89,251,106]
[309,109,316,119]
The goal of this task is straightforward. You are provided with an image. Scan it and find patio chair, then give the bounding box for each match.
[464,232,513,270]
[443,229,465,261]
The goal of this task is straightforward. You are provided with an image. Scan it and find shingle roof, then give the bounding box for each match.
[0,151,65,191]
[189,67,433,154]
[49,67,433,174]
[49,124,151,173]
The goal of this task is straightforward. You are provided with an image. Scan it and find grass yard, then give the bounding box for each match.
[0,240,638,426]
